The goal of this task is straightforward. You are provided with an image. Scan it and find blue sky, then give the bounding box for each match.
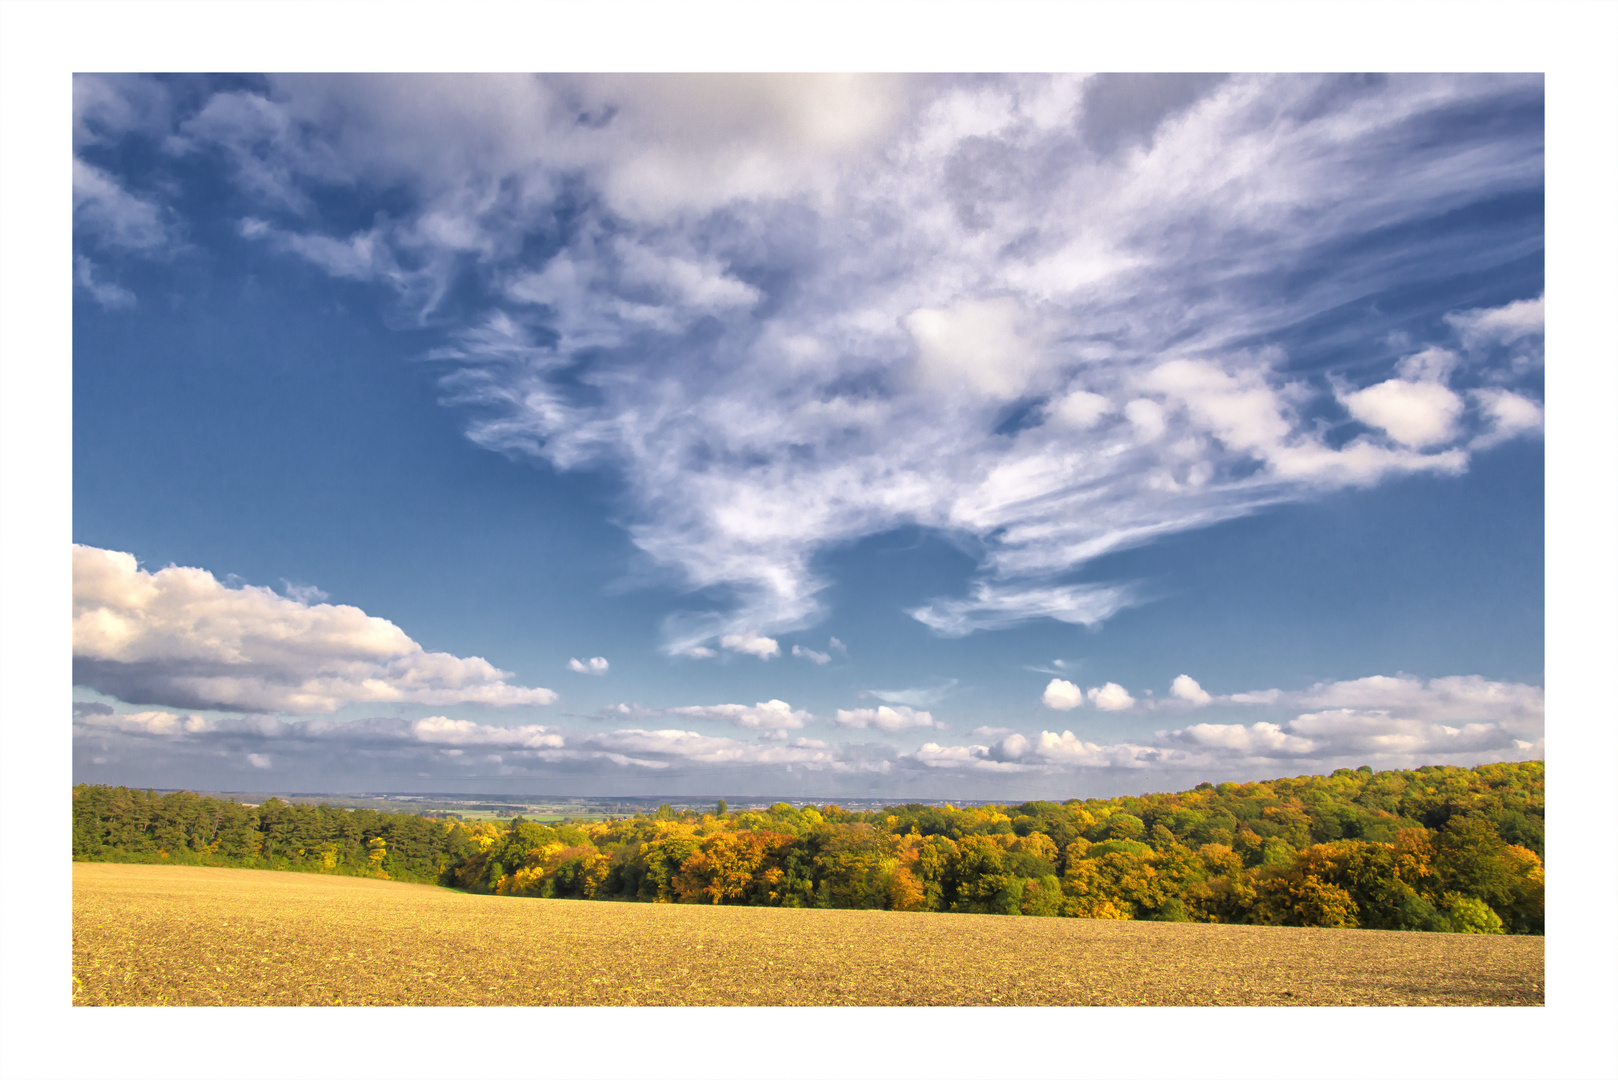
[69,73,1552,799]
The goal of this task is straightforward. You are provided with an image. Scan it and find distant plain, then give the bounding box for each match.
[73,864,1543,1007]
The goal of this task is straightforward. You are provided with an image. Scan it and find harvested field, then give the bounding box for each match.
[73,863,1543,1006]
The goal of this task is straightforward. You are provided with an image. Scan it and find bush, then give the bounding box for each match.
[1442,893,1506,934]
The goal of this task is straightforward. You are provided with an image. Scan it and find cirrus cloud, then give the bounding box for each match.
[81,74,1543,655]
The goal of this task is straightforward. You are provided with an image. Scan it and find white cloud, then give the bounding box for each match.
[867,679,957,708]
[720,632,780,659]
[72,707,886,779]
[74,708,215,735]
[905,297,1048,400]
[791,645,831,665]
[1286,674,1543,731]
[410,716,564,748]
[1446,295,1544,352]
[1042,678,1084,711]
[73,158,169,253]
[1088,682,1136,711]
[907,742,1034,773]
[828,637,848,656]
[567,656,610,675]
[575,728,869,771]
[832,705,943,731]
[1395,346,1461,384]
[1170,674,1212,705]
[1339,378,1466,449]
[902,670,1542,779]
[74,256,136,309]
[1161,709,1533,766]
[1123,398,1168,442]
[1166,722,1317,756]
[72,545,557,714]
[906,730,1166,774]
[1046,389,1113,430]
[73,669,1543,787]
[1471,388,1544,449]
[95,75,1545,651]
[75,74,174,151]
[664,699,812,731]
[281,582,330,604]
[910,582,1135,637]
[600,699,816,731]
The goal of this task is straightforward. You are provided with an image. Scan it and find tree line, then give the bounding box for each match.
[73,759,1543,933]
[71,786,478,884]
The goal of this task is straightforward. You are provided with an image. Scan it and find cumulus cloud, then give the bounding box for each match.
[1285,674,1544,731]
[1471,388,1544,449]
[567,656,610,675]
[84,75,1545,652]
[663,699,813,731]
[72,546,557,713]
[1160,709,1535,766]
[720,632,780,659]
[74,669,1542,788]
[901,671,1542,779]
[1042,678,1084,711]
[832,705,943,731]
[1170,674,1212,705]
[604,699,816,731]
[907,731,1167,774]
[73,708,216,735]
[1339,379,1466,448]
[1138,673,1543,730]
[791,645,831,664]
[1088,683,1136,711]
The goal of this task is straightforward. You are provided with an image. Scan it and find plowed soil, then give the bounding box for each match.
[73,863,1543,1006]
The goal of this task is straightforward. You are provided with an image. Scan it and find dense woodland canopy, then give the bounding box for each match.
[74,760,1543,934]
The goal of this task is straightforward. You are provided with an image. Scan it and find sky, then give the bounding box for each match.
[66,72,1554,801]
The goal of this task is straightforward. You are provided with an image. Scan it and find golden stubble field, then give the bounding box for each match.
[73,863,1543,1007]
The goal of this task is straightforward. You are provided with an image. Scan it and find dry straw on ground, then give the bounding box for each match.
[73,864,1543,1006]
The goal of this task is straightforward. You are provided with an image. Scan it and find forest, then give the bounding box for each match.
[73,759,1543,934]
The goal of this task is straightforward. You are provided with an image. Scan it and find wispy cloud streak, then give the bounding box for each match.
[78,74,1545,651]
